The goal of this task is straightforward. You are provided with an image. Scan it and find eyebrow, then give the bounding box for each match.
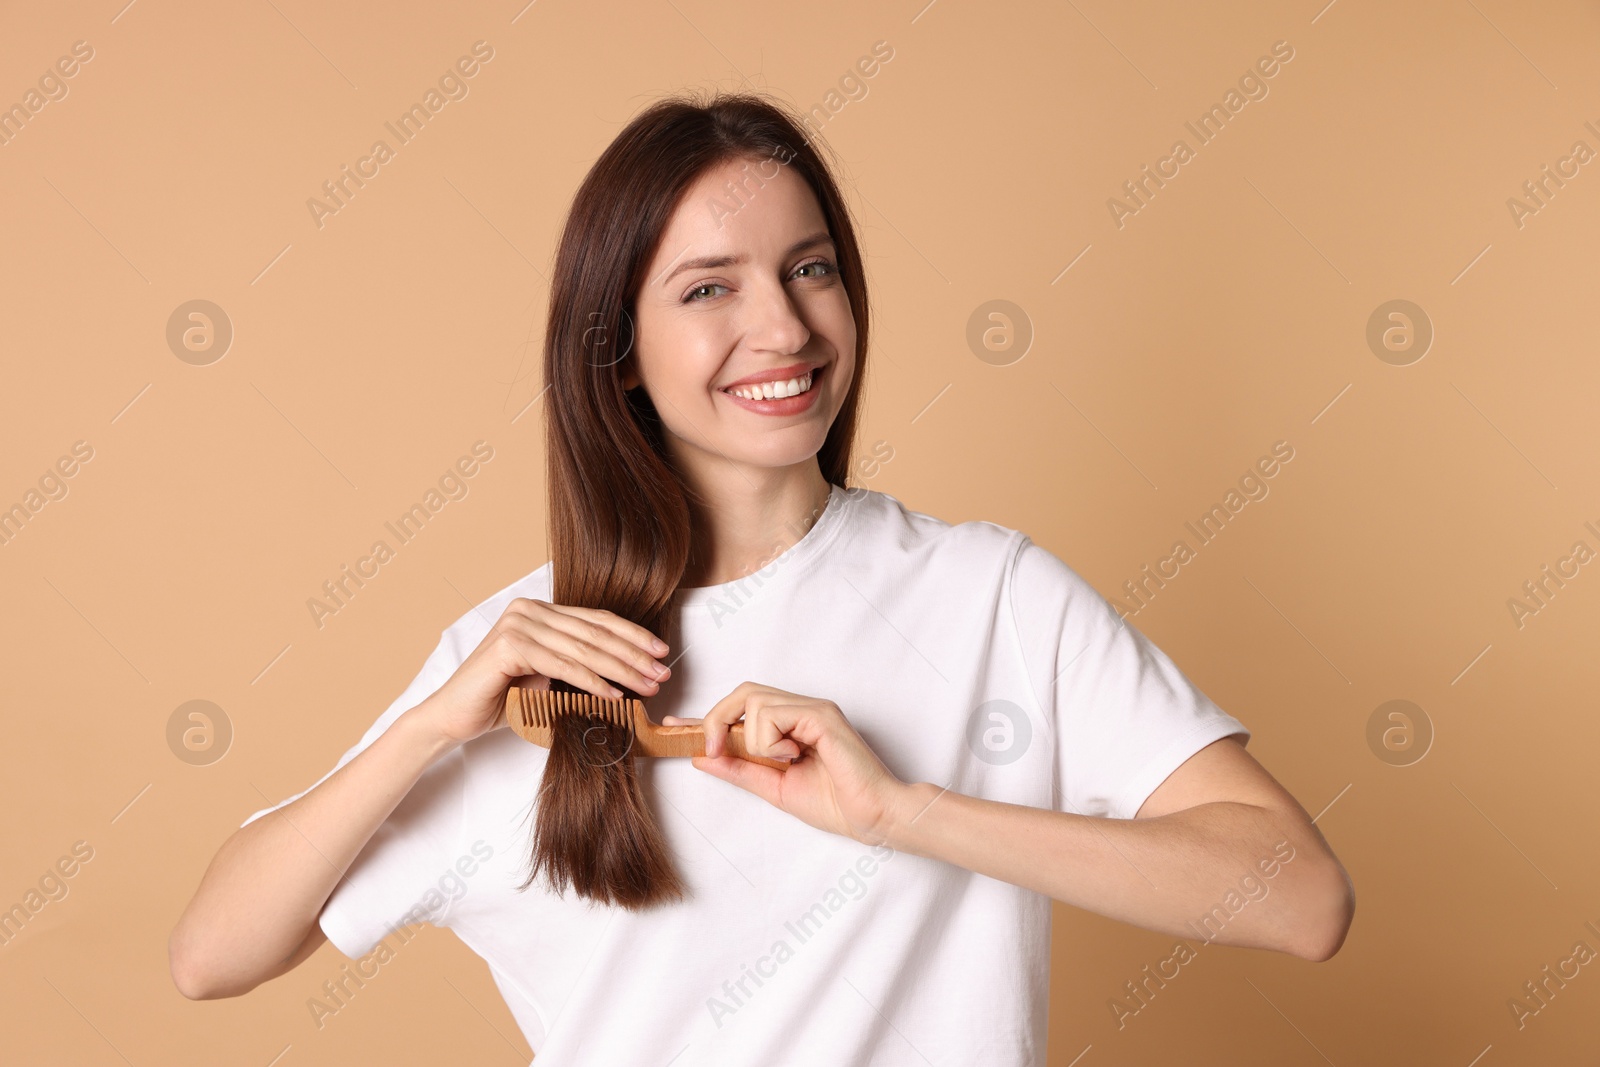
[657,231,835,288]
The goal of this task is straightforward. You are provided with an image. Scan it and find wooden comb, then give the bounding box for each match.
[504,684,791,770]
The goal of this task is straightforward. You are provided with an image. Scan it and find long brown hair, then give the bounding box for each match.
[521,89,872,908]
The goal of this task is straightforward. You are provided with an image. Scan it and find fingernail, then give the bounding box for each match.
[652,639,669,653]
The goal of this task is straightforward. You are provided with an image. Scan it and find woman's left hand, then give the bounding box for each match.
[663,682,911,846]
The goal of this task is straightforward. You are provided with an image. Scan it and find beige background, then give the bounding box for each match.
[3,0,1598,1063]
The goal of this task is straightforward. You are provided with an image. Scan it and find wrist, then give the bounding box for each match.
[396,700,463,761]
[871,780,943,854]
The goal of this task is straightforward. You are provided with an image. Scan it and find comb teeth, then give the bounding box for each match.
[518,687,636,733]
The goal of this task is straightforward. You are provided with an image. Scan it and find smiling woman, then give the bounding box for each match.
[525,95,868,906]
[172,87,1351,1067]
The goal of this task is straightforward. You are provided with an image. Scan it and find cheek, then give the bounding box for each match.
[635,314,697,379]
[821,298,857,357]
[829,360,856,401]
[827,319,858,385]
[642,333,729,403]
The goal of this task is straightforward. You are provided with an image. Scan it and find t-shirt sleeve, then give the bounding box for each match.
[238,627,473,960]
[1007,535,1250,821]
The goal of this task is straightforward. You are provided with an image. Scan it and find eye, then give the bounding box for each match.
[683,282,728,304]
[793,258,838,281]
[681,258,839,304]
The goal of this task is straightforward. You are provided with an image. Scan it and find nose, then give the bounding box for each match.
[744,278,811,356]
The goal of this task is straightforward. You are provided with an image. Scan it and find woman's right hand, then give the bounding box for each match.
[412,598,673,748]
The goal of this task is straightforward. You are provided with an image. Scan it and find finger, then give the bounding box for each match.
[749,702,833,754]
[526,601,672,685]
[522,612,672,696]
[739,703,806,764]
[744,704,810,761]
[492,629,625,701]
[527,599,671,658]
[700,682,761,757]
[545,619,673,695]
[721,703,799,762]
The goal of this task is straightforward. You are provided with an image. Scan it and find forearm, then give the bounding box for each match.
[881,783,1351,960]
[170,703,457,998]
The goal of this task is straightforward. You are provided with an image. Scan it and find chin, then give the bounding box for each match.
[728,434,831,466]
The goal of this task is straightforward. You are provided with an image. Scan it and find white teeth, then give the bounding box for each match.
[725,371,813,401]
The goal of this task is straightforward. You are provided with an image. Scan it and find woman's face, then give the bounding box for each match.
[625,154,856,481]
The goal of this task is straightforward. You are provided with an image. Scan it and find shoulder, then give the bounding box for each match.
[837,490,1116,640]
[1007,533,1102,601]
[870,491,1114,627]
[841,486,1025,572]
[997,526,1125,633]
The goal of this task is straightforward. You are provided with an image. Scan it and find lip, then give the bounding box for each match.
[718,361,827,415]
[719,361,825,390]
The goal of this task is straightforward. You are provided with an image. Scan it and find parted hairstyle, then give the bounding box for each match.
[521,88,872,908]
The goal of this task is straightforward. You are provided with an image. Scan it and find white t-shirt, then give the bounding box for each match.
[243,484,1249,1065]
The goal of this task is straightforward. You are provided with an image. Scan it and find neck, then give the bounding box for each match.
[678,465,833,589]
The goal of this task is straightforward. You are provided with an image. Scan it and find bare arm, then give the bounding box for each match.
[168,704,456,1000]
[168,597,677,1001]
[689,695,1354,963]
[883,736,1355,961]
